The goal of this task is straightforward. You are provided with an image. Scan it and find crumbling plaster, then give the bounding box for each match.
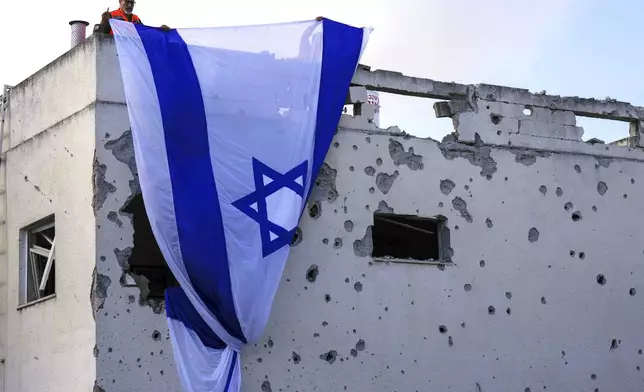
[92,36,179,391]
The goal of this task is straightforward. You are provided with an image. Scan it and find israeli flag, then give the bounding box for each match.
[110,18,370,392]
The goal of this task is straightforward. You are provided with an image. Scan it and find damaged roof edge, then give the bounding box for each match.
[351,65,644,122]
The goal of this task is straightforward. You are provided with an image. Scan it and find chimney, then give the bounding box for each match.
[69,20,89,48]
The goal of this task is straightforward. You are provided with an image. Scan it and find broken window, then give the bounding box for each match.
[123,194,178,298]
[19,216,56,305]
[371,212,450,263]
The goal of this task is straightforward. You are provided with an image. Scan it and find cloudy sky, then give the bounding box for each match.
[0,0,640,141]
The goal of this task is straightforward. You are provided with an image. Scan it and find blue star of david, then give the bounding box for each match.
[232,158,308,257]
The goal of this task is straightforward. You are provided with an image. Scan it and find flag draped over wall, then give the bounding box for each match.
[110,18,369,392]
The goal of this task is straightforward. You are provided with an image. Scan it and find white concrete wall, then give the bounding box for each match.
[3,101,96,392]
[4,39,97,151]
[93,38,179,392]
[242,128,644,392]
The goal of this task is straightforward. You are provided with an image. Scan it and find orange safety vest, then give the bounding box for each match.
[108,9,142,34]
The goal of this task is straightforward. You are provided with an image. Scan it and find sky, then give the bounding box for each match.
[0,0,641,141]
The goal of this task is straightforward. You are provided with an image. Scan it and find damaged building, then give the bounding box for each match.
[1,29,644,392]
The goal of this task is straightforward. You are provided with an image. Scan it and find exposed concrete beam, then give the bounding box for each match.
[352,65,644,122]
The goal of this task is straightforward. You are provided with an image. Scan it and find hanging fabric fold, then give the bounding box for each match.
[111,17,370,392]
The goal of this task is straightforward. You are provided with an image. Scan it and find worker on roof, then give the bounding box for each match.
[98,0,170,35]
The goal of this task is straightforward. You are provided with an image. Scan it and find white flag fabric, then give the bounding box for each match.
[110,18,369,392]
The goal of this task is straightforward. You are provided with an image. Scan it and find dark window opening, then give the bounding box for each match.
[123,194,178,298]
[372,213,449,262]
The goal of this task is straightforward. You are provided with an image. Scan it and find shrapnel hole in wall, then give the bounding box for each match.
[371,212,450,262]
[123,194,178,298]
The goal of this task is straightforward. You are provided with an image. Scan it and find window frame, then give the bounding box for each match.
[18,215,56,308]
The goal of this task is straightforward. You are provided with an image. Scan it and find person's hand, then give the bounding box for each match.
[160,25,171,31]
[315,16,324,21]
[102,8,112,21]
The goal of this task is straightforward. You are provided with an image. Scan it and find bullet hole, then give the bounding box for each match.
[597,181,608,195]
[638,366,641,371]
[349,166,354,172]
[151,330,161,341]
[569,250,575,257]
[610,338,619,350]
[324,294,331,302]
[308,202,321,219]
[571,211,582,222]
[623,193,628,199]
[592,205,597,212]
[464,284,472,292]
[261,381,272,392]
[448,336,454,347]
[313,333,320,337]
[306,265,319,283]
[590,373,597,380]
[528,227,540,243]
[344,220,354,232]
[267,339,273,347]
[486,218,493,228]
[564,202,573,211]
[488,306,496,315]
[333,142,339,148]
[506,307,511,315]
[574,165,581,173]
[639,349,642,355]
[461,322,466,328]
[257,357,263,363]
[440,179,456,196]
[630,288,637,296]
[505,292,512,299]
[452,196,473,222]
[290,227,303,247]
[438,202,444,208]
[579,252,585,260]
[292,352,301,364]
[355,339,366,351]
[438,325,448,334]
[352,145,358,151]
[376,171,399,194]
[320,350,338,365]
[596,274,606,286]
[480,260,486,268]
[490,113,502,125]
[454,225,459,231]
[322,238,329,245]
[541,297,547,304]
[350,349,358,357]
[322,321,328,326]
[364,166,376,176]
[631,178,635,184]
[333,238,343,249]
[369,187,375,194]
[538,185,547,196]
[354,282,363,292]
[525,388,531,392]
[376,158,383,166]
[554,188,563,198]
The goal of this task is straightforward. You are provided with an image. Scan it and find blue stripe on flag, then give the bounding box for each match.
[224,351,238,392]
[310,20,364,186]
[165,287,227,350]
[135,25,246,344]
